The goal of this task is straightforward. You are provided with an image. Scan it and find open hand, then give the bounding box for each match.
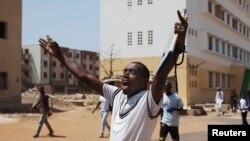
[38,36,62,58]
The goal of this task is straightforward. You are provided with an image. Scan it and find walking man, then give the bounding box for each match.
[159,82,184,141]
[92,96,111,138]
[31,86,54,138]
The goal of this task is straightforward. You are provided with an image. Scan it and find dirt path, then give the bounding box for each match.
[0,106,247,141]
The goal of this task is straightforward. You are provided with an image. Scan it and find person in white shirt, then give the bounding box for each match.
[92,96,111,138]
[38,10,188,141]
[159,82,183,141]
[215,87,224,116]
[240,93,249,125]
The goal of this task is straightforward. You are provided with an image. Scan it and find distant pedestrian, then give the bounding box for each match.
[92,96,111,138]
[239,93,249,125]
[159,82,184,141]
[215,87,224,116]
[31,86,54,138]
[230,89,238,114]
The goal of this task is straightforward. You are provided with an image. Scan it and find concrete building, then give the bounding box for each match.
[22,45,99,94]
[100,0,250,107]
[0,0,22,104]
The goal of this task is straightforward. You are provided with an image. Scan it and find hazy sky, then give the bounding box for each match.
[22,0,100,52]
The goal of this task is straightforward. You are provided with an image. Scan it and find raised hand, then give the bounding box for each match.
[38,36,62,58]
[174,10,188,53]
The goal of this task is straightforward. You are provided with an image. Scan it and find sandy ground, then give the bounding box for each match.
[0,105,249,141]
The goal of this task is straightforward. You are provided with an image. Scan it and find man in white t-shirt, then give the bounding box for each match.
[159,82,183,141]
[92,96,111,138]
[38,10,188,141]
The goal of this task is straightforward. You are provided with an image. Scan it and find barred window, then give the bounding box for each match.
[148,0,153,4]
[148,30,153,45]
[138,0,142,5]
[128,0,132,7]
[138,31,143,45]
[128,32,132,46]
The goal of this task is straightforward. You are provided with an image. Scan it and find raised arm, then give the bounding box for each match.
[151,10,188,104]
[38,36,104,95]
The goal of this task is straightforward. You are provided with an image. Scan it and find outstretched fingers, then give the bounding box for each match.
[39,38,48,49]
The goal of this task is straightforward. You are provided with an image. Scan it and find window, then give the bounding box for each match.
[221,73,225,88]
[44,49,47,55]
[148,30,153,45]
[68,74,72,79]
[44,61,48,67]
[232,18,238,30]
[43,72,47,78]
[138,0,142,5]
[0,22,7,39]
[128,0,132,7]
[68,52,72,58]
[215,72,220,87]
[221,10,224,21]
[215,5,221,18]
[52,61,56,67]
[138,31,143,45]
[0,72,7,89]
[60,73,64,79]
[208,36,213,50]
[76,53,79,59]
[208,71,213,88]
[227,14,230,25]
[148,0,153,4]
[227,44,231,57]
[89,65,93,70]
[52,73,56,78]
[128,32,132,46]
[222,42,225,55]
[239,49,242,60]
[232,46,238,59]
[208,1,212,13]
[215,39,219,53]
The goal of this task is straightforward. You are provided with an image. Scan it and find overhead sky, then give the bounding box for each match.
[22,0,100,52]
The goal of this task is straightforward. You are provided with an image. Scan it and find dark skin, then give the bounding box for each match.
[38,10,188,104]
[164,83,183,111]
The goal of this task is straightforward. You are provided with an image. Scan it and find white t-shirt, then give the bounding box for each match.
[99,96,110,112]
[103,84,161,141]
[240,98,249,112]
[161,93,183,127]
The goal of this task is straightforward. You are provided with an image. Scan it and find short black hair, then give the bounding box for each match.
[131,62,150,82]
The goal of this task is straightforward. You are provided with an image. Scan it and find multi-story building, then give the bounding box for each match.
[22,45,99,94]
[100,0,250,107]
[0,0,22,104]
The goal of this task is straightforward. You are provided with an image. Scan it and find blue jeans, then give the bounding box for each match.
[100,111,110,135]
[35,112,53,136]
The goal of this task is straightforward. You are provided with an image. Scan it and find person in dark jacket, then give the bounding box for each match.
[31,86,54,138]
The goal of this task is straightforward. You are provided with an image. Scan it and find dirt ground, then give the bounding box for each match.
[0,105,248,141]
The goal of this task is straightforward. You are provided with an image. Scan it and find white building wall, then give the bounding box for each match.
[22,45,42,84]
[100,0,187,58]
[186,0,250,67]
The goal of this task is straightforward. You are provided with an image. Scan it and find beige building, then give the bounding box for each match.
[100,0,250,107]
[22,45,99,94]
[0,0,22,104]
